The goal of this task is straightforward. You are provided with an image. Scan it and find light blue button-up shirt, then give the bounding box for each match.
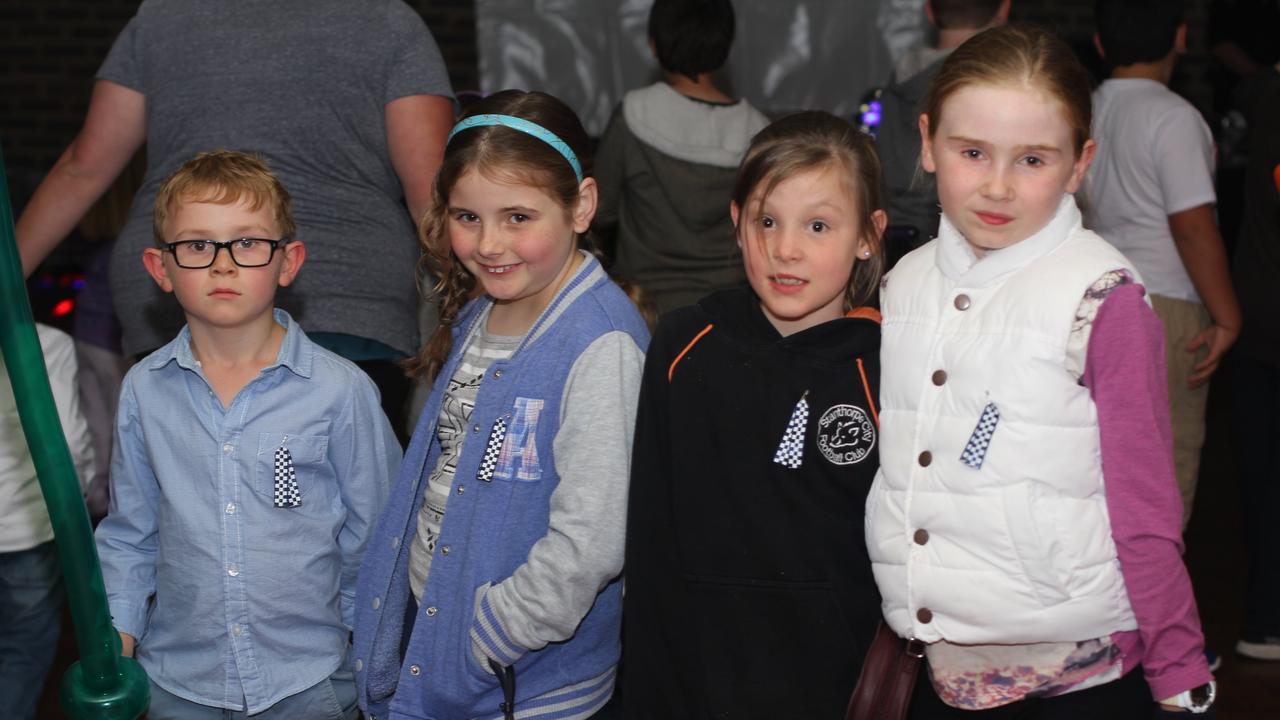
[96,310,400,712]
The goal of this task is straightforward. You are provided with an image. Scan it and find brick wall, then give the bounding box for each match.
[1,0,1215,181]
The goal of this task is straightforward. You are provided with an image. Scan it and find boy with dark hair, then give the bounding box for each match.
[1086,0,1241,530]
[876,0,1010,243]
[95,150,401,719]
[593,0,769,315]
[648,0,736,81]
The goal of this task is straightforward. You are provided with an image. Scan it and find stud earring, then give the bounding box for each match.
[862,250,872,258]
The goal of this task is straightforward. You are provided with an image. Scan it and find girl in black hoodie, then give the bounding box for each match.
[623,111,888,719]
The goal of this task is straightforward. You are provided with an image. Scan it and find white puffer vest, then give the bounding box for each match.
[867,196,1140,644]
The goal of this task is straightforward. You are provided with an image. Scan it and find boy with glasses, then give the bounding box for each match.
[94,150,401,719]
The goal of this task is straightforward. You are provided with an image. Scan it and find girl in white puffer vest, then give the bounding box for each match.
[867,25,1216,718]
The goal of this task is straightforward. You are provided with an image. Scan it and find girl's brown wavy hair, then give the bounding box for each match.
[409,90,595,382]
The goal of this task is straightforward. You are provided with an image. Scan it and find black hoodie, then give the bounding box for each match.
[622,288,883,719]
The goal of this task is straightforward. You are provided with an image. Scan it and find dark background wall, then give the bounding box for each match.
[0,0,1214,177]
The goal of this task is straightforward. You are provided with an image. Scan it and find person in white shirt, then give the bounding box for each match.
[0,323,96,720]
[1085,0,1242,527]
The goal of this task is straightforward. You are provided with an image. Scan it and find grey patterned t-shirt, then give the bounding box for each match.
[408,323,522,603]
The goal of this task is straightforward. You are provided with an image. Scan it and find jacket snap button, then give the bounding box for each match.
[954,294,971,311]
[425,606,438,616]
[493,370,503,379]
[917,607,933,623]
[473,424,481,433]
[918,451,932,467]
[931,370,947,386]
[441,545,451,555]
[914,528,930,545]
[409,664,421,676]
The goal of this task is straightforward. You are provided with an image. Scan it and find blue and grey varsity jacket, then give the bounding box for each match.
[353,254,649,720]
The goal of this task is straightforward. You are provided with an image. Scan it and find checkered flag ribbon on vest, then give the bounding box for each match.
[476,416,508,482]
[773,391,809,469]
[960,402,1001,469]
[273,445,302,508]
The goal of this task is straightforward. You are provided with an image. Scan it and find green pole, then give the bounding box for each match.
[0,149,148,717]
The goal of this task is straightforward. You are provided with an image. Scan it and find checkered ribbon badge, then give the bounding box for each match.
[273,445,302,508]
[960,402,1001,469]
[476,417,508,483]
[773,391,810,469]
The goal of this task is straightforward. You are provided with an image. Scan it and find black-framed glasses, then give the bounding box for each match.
[162,238,289,269]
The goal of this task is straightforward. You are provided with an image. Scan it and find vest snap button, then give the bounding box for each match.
[914,528,929,545]
[918,451,933,467]
[931,370,947,386]
[917,607,933,623]
[954,294,971,311]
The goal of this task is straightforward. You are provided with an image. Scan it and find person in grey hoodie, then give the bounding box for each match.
[593,0,769,315]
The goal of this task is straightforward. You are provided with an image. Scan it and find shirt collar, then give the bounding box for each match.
[936,194,1082,286]
[147,308,314,379]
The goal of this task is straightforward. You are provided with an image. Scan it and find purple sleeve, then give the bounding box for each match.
[1084,283,1213,700]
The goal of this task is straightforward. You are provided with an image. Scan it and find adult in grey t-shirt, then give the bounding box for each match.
[16,0,454,366]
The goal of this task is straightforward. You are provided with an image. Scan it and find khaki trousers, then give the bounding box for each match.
[1150,294,1211,528]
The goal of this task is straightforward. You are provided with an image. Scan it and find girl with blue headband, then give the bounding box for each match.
[353,90,649,720]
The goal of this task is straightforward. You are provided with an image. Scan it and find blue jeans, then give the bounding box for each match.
[146,668,357,720]
[0,541,65,720]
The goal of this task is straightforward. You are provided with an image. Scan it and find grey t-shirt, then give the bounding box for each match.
[409,322,520,603]
[98,0,454,356]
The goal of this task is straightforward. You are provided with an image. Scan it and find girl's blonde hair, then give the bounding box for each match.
[412,90,594,381]
[922,24,1094,156]
[731,111,886,310]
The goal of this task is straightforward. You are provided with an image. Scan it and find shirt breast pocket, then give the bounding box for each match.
[254,432,329,505]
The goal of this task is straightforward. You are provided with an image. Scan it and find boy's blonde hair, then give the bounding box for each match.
[153,150,296,245]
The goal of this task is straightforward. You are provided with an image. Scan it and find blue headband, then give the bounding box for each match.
[447,114,584,183]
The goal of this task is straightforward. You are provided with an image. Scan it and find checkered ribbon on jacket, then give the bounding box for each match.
[773,391,810,469]
[477,416,508,482]
[960,402,1000,469]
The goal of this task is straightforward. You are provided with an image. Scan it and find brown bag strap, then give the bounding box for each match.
[846,622,924,720]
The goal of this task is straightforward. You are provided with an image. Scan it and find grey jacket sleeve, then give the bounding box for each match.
[470,330,645,667]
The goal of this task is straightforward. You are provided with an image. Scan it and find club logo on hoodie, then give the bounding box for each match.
[816,404,875,465]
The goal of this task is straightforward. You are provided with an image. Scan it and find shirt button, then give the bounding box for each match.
[440,545,451,556]
[222,443,234,454]
[931,370,947,386]
[914,528,930,545]
[409,664,421,676]
[918,451,933,467]
[391,536,400,550]
[355,659,363,672]
[425,606,438,617]
[954,294,971,311]
[225,503,236,514]
[372,596,381,610]
[231,624,243,636]
[917,607,934,623]
[227,564,239,577]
